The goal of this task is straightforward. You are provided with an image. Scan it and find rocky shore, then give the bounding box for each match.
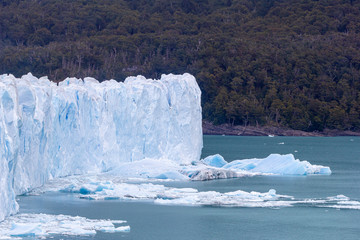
[202,121,360,137]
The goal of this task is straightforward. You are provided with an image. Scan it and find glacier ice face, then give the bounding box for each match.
[0,73,202,221]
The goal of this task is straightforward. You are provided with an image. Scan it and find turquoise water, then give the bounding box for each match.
[18,136,360,239]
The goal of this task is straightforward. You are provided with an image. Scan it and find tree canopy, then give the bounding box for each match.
[1,0,360,131]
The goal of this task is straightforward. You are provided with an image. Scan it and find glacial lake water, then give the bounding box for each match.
[18,136,360,240]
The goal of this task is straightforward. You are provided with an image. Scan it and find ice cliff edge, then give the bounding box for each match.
[0,73,202,221]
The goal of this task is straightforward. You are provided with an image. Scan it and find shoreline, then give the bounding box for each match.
[202,121,360,137]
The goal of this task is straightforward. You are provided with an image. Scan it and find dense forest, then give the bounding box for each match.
[1,0,360,131]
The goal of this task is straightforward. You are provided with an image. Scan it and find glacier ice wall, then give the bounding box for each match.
[0,73,202,221]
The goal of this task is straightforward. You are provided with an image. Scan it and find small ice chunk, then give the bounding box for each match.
[115,225,131,232]
[188,168,241,181]
[201,154,228,168]
[8,223,43,237]
[155,171,189,180]
[327,195,350,201]
[318,167,331,175]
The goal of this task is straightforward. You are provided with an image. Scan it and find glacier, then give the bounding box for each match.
[0,72,334,224]
[0,73,202,221]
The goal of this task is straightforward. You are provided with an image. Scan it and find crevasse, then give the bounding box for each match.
[0,73,203,221]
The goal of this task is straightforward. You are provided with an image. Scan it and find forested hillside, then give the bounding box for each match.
[1,0,360,131]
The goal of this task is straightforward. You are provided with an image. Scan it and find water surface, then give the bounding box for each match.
[18,136,360,239]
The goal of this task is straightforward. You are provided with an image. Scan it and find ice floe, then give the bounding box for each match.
[30,176,293,206]
[0,213,129,239]
[222,154,331,175]
[28,175,360,210]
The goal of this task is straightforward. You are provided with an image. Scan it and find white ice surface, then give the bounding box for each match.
[222,154,332,175]
[30,175,360,210]
[107,158,187,180]
[30,174,293,206]
[201,154,227,168]
[0,213,129,239]
[0,73,202,221]
[106,157,259,181]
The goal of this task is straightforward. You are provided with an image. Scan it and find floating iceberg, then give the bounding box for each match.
[0,213,129,239]
[0,73,202,221]
[222,154,332,175]
[183,168,243,181]
[201,154,227,168]
[180,153,331,181]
